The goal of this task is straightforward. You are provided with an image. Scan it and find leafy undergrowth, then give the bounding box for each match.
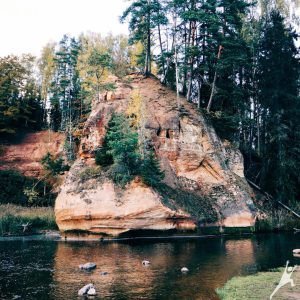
[0,204,57,236]
[156,184,218,223]
[254,195,300,232]
[216,268,300,300]
[0,169,56,206]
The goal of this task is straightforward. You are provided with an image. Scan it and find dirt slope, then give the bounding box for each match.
[0,131,64,178]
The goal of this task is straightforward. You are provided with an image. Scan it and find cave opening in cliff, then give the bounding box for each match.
[156,126,161,136]
[166,129,170,138]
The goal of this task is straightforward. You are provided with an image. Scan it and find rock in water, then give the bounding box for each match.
[79,262,97,270]
[142,260,150,266]
[181,267,189,273]
[87,287,97,296]
[100,271,108,275]
[78,283,94,296]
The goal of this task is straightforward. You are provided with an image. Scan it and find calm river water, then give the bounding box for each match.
[0,233,299,299]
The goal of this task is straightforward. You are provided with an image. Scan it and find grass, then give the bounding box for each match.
[0,204,57,236]
[255,209,300,232]
[216,268,300,300]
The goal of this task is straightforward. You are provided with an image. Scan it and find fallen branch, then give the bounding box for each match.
[246,179,300,219]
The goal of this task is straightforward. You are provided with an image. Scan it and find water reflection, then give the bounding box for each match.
[1,234,299,300]
[51,238,256,299]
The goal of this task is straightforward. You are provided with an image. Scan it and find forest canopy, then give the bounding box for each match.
[0,1,299,205]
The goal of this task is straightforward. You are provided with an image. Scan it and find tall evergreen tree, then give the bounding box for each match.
[257,10,300,204]
[0,55,43,136]
[121,0,168,76]
[50,35,81,160]
[38,42,56,125]
[106,113,140,186]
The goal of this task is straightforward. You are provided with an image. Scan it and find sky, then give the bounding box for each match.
[0,0,129,57]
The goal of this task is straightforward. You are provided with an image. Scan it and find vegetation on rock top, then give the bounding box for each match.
[95,113,164,188]
[0,0,299,229]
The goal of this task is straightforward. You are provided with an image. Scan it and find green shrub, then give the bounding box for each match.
[41,152,69,176]
[140,151,164,187]
[78,166,102,182]
[95,113,164,188]
[110,163,133,187]
[95,140,113,167]
[96,113,140,186]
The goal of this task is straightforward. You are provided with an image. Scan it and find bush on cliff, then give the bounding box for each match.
[41,152,69,176]
[95,113,164,187]
[95,137,113,167]
[140,151,164,187]
[106,113,140,185]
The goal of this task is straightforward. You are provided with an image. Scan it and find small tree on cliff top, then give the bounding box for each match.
[140,150,164,187]
[105,113,140,185]
[96,113,164,187]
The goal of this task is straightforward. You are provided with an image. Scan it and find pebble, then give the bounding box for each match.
[181,267,189,273]
[142,260,150,266]
[78,283,94,296]
[79,262,97,270]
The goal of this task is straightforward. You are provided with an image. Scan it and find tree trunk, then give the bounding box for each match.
[207,45,223,112]
[144,2,151,77]
[186,21,196,102]
[173,13,179,110]
[158,23,165,80]
[197,78,202,109]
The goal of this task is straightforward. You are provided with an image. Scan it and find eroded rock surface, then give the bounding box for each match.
[0,131,64,177]
[55,75,256,236]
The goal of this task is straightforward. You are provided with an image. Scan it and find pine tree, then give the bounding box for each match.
[105,113,140,186]
[0,55,43,136]
[121,0,168,76]
[49,35,81,160]
[257,10,300,204]
[140,150,164,187]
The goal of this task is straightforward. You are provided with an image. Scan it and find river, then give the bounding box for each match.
[0,233,299,299]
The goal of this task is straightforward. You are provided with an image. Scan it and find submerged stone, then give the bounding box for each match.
[181,267,189,273]
[79,262,96,270]
[78,283,94,296]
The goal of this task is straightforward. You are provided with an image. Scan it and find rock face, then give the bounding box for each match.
[0,131,64,178]
[55,162,196,236]
[55,75,256,236]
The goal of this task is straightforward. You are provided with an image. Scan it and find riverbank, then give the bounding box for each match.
[217,267,300,299]
[1,202,300,238]
[0,204,57,236]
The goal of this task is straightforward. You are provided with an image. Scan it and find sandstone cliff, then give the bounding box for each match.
[55,75,256,236]
[0,131,64,178]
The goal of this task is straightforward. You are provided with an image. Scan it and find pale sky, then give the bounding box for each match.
[0,0,129,57]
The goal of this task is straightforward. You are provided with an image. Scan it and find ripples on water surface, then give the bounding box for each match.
[0,233,299,299]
